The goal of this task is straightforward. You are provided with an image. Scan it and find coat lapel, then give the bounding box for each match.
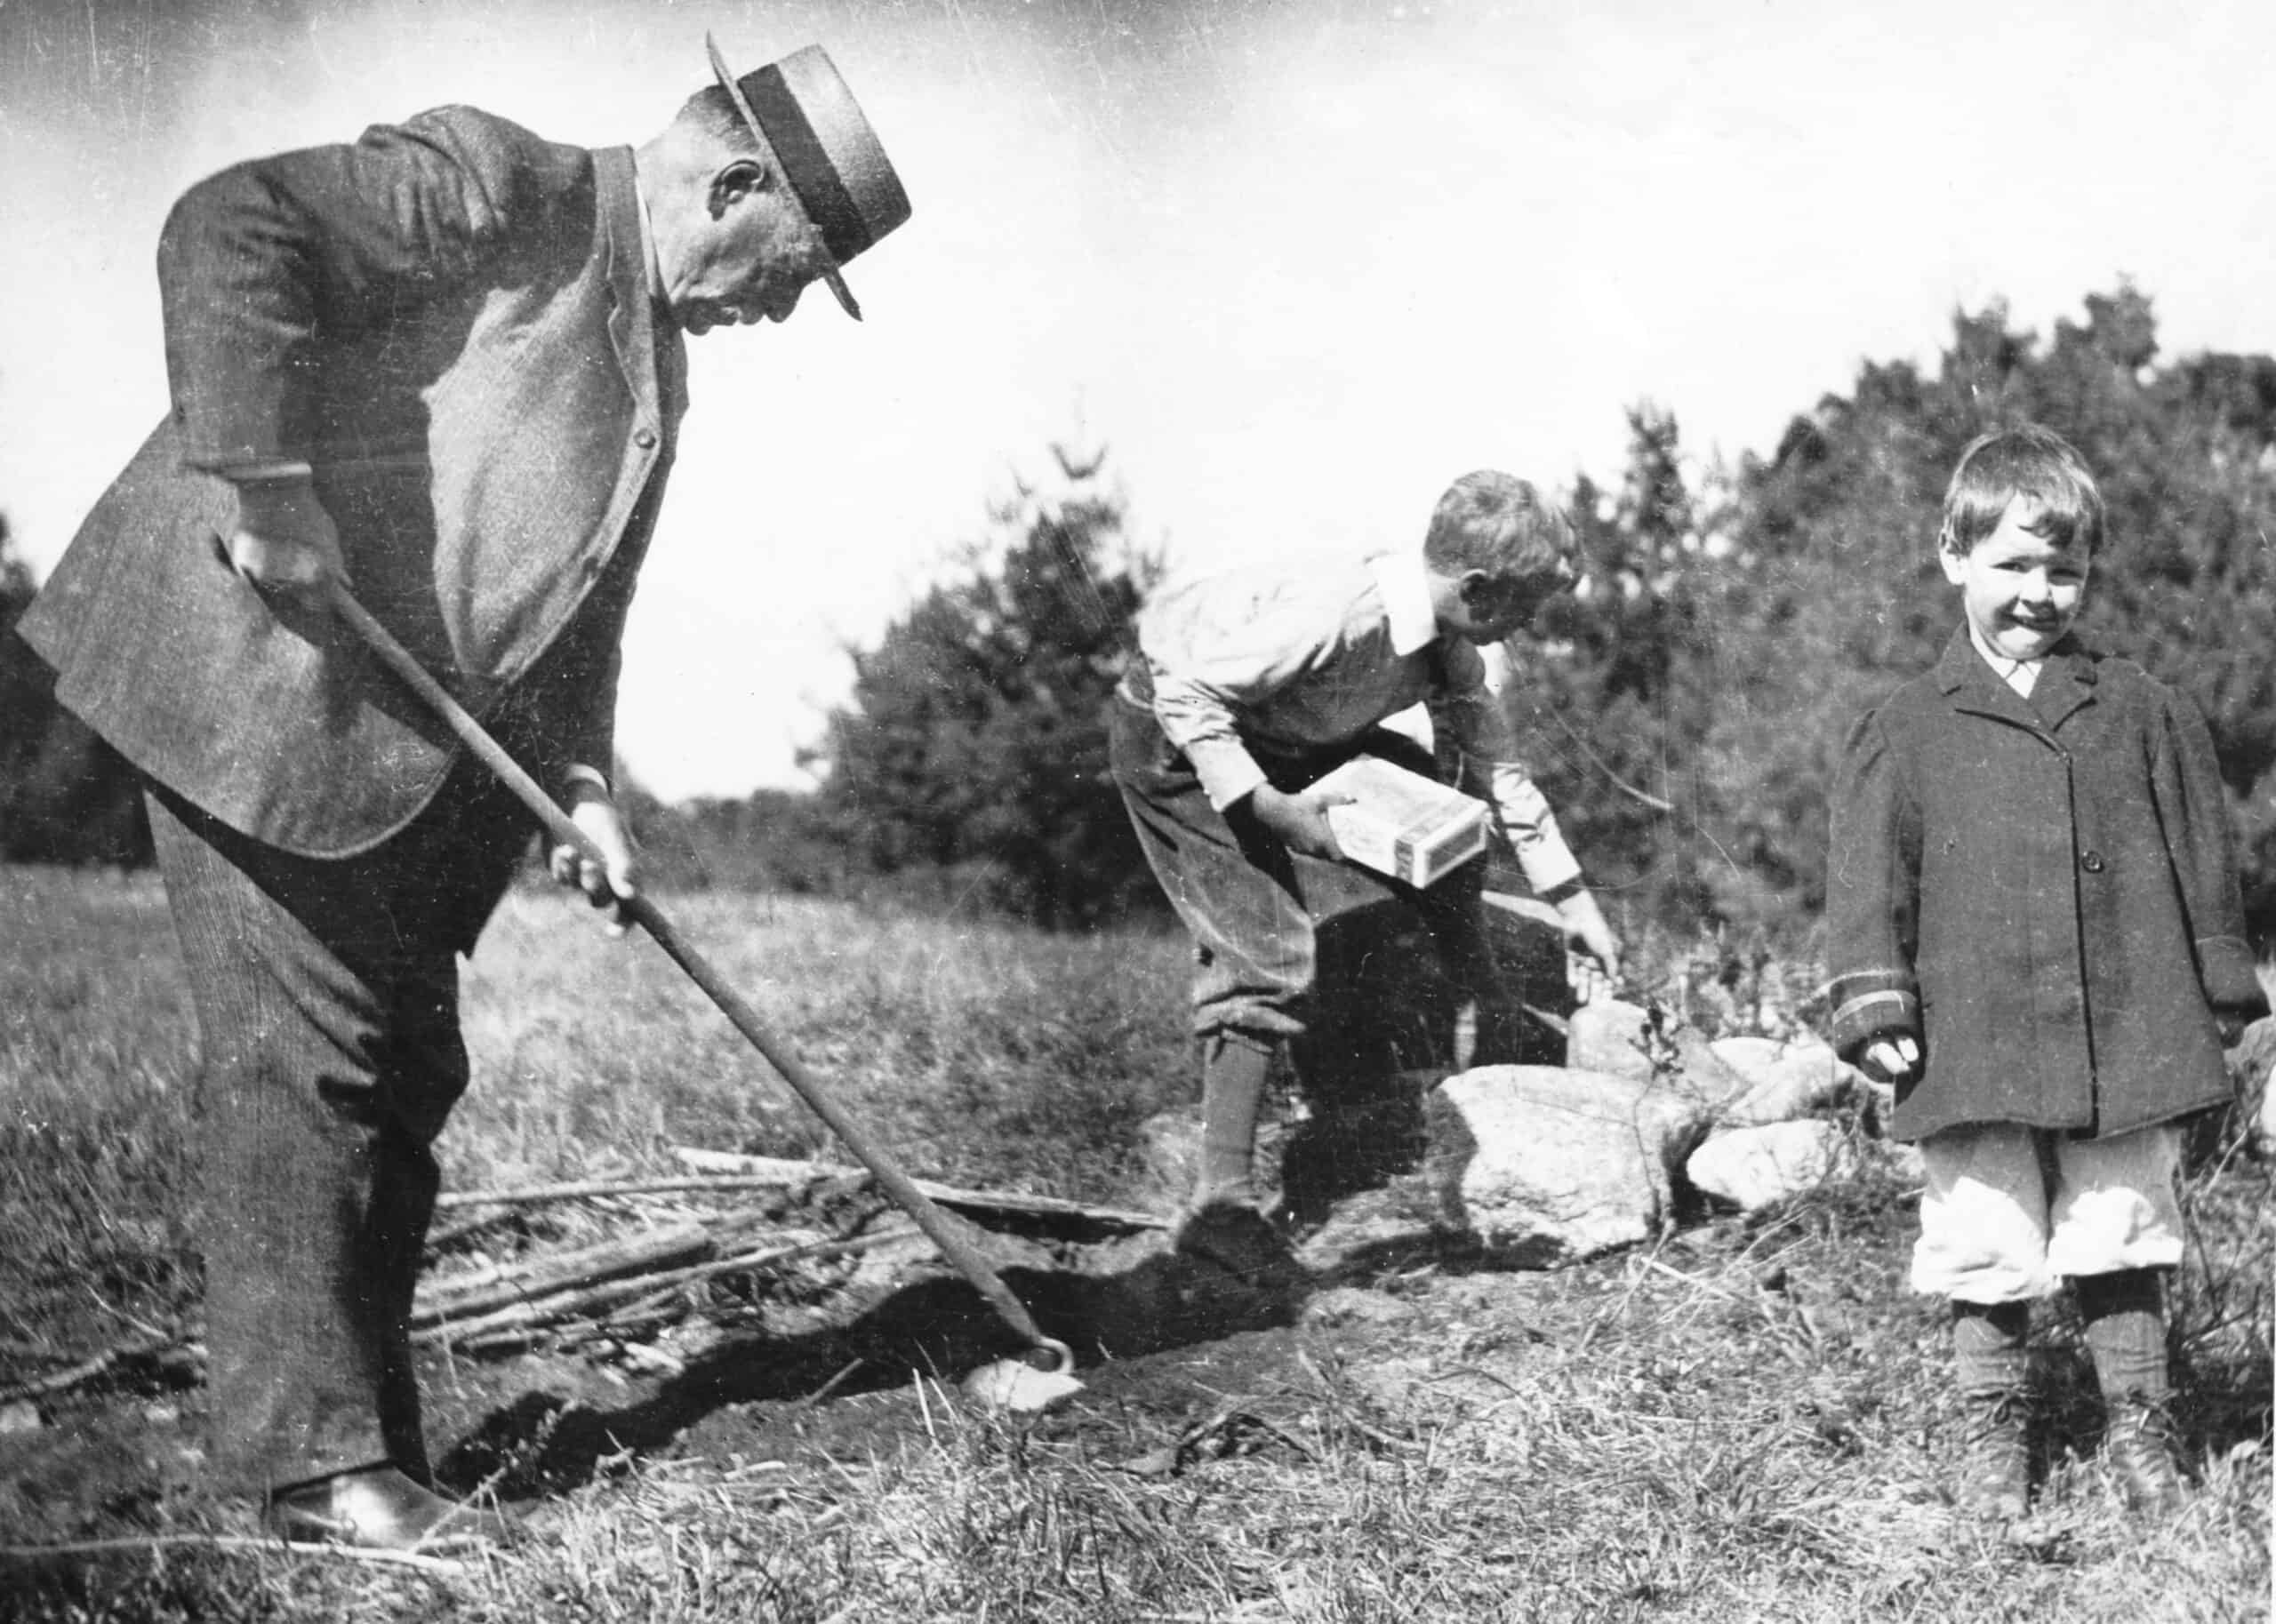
[1932,627,2098,738]
[1933,628,2039,732]
[2028,638,2098,731]
[592,147,674,442]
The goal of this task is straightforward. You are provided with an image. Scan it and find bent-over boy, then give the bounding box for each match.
[1110,469,1623,1275]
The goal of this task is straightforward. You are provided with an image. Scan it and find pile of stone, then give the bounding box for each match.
[1139,990,1907,1272]
[1426,998,1895,1268]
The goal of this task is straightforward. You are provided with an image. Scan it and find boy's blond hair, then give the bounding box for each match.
[1940,424,2104,558]
[1423,470,1573,579]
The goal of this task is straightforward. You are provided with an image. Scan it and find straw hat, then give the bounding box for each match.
[705,34,911,320]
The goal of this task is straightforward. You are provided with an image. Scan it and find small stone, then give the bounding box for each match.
[0,1402,42,1435]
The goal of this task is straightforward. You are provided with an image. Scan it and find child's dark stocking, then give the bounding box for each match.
[1951,1299,2032,1520]
[2073,1268,2185,1515]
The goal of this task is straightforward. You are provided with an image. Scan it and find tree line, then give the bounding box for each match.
[6,286,2274,945]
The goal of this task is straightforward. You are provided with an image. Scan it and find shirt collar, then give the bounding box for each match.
[1370,550,1439,657]
[1966,621,2042,697]
[631,166,666,312]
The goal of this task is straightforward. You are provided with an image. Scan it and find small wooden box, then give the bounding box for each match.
[1312,756,1490,889]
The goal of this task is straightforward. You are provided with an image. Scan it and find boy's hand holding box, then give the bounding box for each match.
[1309,754,1491,890]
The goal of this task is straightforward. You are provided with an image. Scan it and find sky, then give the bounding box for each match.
[4,0,2272,801]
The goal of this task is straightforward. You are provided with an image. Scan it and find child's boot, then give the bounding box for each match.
[1174,1032,1300,1285]
[2075,1268,2187,1516]
[1950,1300,2032,1520]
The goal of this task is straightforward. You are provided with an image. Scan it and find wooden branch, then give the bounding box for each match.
[412,1228,915,1349]
[412,1223,713,1328]
[435,1175,814,1211]
[669,1147,1170,1231]
[0,1332,179,1408]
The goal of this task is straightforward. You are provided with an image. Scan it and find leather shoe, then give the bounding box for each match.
[265,1465,517,1551]
[1950,1389,2032,1521]
[2106,1394,2190,1517]
[1174,1196,1308,1293]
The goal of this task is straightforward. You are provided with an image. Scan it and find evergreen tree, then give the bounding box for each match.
[1706,286,2276,934]
[1503,406,1725,923]
[813,444,1161,927]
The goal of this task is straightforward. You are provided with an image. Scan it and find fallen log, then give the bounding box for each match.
[434,1174,813,1211]
[668,1147,1170,1232]
[412,1223,715,1329]
[411,1228,914,1348]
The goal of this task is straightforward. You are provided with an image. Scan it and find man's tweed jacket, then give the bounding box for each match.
[19,107,687,855]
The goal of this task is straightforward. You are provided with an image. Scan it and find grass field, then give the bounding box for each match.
[1,864,2270,1622]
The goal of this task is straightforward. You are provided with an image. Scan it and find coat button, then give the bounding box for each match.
[2080,850,2106,873]
[634,427,658,450]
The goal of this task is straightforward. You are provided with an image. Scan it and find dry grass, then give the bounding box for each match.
[446,886,1193,1201]
[1,866,2270,1622]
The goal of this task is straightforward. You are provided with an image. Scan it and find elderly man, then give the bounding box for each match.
[16,37,909,1548]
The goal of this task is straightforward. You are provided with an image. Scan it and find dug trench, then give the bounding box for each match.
[0,1160,1532,1542]
[421,875,1576,1503]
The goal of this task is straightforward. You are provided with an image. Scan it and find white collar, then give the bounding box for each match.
[1967,623,2041,697]
[1370,551,1439,657]
[631,167,664,308]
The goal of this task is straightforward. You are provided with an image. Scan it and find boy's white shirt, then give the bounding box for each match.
[1140,548,1583,892]
[1966,620,2043,697]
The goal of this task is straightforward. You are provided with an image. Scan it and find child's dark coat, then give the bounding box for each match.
[1826,631,2263,1142]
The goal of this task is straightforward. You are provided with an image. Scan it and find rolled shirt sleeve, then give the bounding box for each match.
[1137,555,1589,894]
[1432,640,1583,892]
[1136,567,1366,812]
[1146,663,1272,812]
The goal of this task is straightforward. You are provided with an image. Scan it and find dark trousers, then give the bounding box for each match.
[146,763,530,1494]
[1108,693,1498,1047]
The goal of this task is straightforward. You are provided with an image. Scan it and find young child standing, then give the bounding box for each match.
[1110,469,1623,1276]
[1825,424,2264,1519]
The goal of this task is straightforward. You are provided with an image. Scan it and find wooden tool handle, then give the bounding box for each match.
[330,585,1068,1367]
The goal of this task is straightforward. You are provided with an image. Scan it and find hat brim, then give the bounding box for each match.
[706,33,862,322]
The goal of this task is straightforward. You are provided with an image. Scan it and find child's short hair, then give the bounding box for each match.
[1940,424,2104,557]
[1423,470,1573,578]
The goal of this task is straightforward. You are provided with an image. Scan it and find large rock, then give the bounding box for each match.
[1686,1121,1859,1212]
[1425,1064,1714,1266]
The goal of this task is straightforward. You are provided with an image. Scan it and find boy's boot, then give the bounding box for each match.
[2075,1268,2187,1516]
[1950,1300,2032,1521]
[1175,1032,1300,1286]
